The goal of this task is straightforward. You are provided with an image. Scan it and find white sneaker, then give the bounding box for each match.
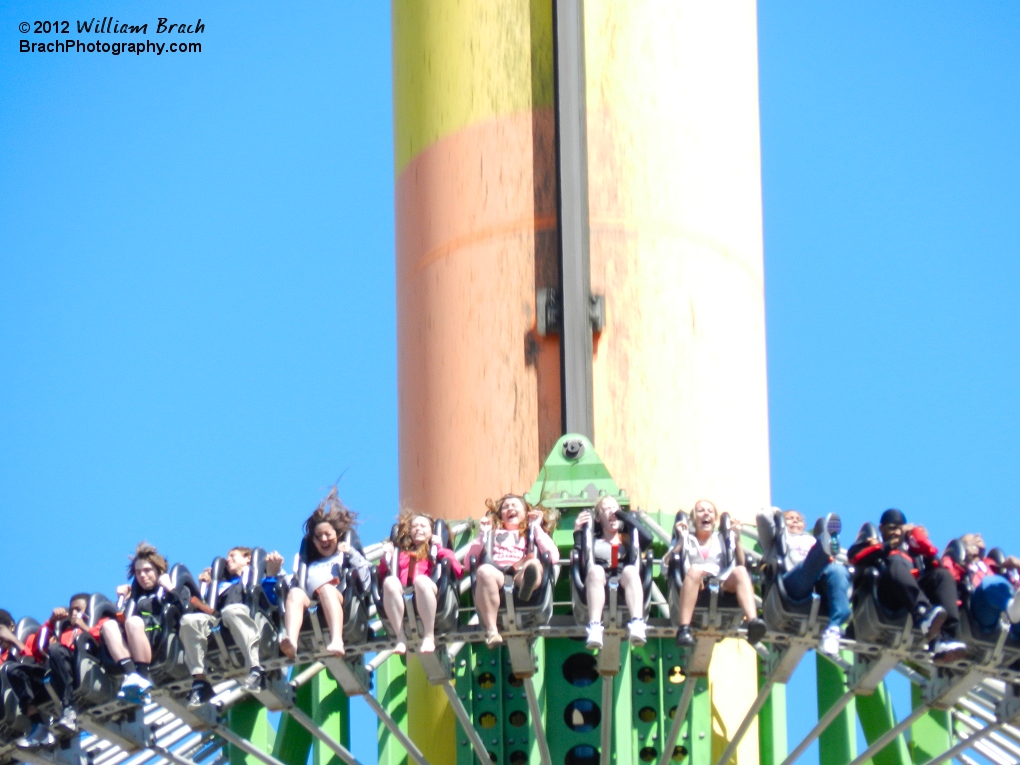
[16,723,56,749]
[122,672,152,691]
[1007,596,1020,625]
[627,619,648,647]
[586,622,604,650]
[819,626,842,657]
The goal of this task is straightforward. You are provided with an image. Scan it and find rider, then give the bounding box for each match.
[672,500,766,647]
[179,546,284,707]
[279,490,371,659]
[40,593,91,736]
[379,511,464,655]
[468,494,560,647]
[756,509,848,656]
[848,509,966,662]
[1,609,55,749]
[942,533,1020,637]
[572,496,653,649]
[104,542,185,703]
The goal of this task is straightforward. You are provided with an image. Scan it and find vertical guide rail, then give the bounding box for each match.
[658,679,698,765]
[552,0,594,439]
[522,677,553,765]
[440,681,493,765]
[599,675,614,765]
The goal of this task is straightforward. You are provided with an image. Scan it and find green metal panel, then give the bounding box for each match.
[612,644,633,765]
[310,670,350,765]
[758,656,788,765]
[631,639,666,763]
[228,698,274,765]
[544,637,604,764]
[908,683,951,764]
[857,682,910,765]
[454,642,526,765]
[817,652,857,765]
[377,654,410,765]
[274,667,314,765]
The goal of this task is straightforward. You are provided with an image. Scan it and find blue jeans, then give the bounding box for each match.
[970,575,1019,638]
[781,541,852,628]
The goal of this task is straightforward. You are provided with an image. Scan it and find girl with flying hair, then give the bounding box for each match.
[378,510,463,654]
[468,493,559,647]
[279,489,370,659]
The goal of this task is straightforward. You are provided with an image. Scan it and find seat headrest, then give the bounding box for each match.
[15,617,40,643]
[210,557,229,581]
[434,519,452,549]
[390,523,400,544]
[944,539,966,566]
[87,593,115,627]
[989,547,1007,567]
[855,522,879,545]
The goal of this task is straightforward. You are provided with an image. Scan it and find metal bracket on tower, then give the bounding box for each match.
[536,288,605,337]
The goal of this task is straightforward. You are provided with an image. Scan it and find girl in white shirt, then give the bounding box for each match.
[672,500,765,647]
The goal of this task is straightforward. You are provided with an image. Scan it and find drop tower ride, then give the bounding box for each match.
[392,2,770,763]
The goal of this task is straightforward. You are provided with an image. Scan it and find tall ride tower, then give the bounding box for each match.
[392,2,770,762]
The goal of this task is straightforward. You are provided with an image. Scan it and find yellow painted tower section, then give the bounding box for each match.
[392,1,769,762]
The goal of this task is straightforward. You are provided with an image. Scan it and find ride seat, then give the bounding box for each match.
[0,618,41,741]
[568,517,653,627]
[372,519,460,643]
[759,509,828,636]
[282,532,372,656]
[849,523,914,647]
[664,512,744,632]
[202,549,280,675]
[468,523,557,632]
[70,594,120,709]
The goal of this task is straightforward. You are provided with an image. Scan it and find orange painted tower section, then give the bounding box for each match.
[393,3,769,762]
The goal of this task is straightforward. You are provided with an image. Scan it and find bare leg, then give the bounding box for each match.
[413,576,439,653]
[124,616,152,663]
[101,620,130,663]
[723,566,757,622]
[678,567,707,626]
[382,575,407,654]
[281,588,310,658]
[620,564,644,620]
[474,564,504,643]
[585,566,607,623]
[317,584,346,656]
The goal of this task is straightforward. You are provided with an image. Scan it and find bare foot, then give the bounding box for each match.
[326,640,346,657]
[393,641,407,655]
[279,635,297,659]
[419,636,435,654]
[485,630,503,648]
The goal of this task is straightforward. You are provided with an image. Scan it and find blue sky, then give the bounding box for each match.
[1,2,1017,762]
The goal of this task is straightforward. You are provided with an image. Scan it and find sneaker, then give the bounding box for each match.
[675,625,696,647]
[819,626,842,657]
[519,565,541,602]
[16,723,56,749]
[932,639,967,664]
[916,605,947,641]
[745,618,767,646]
[1008,596,1020,625]
[586,622,604,650]
[53,708,77,735]
[242,667,266,693]
[187,680,214,710]
[117,672,152,704]
[627,619,648,647]
[813,514,842,558]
